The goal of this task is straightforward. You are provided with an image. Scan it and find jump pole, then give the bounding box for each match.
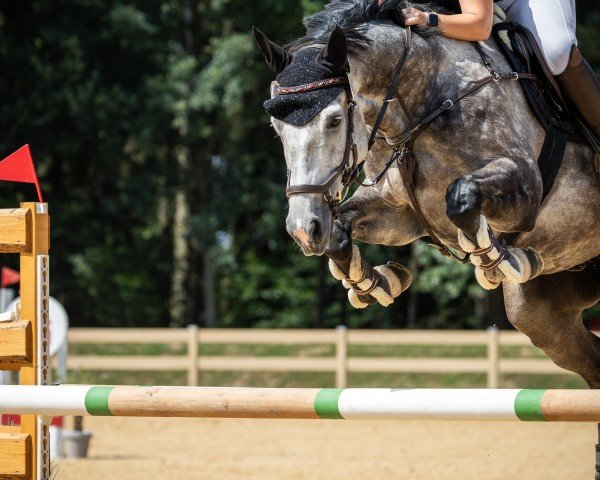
[1,386,600,422]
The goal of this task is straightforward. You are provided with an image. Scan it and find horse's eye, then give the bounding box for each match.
[328,116,342,129]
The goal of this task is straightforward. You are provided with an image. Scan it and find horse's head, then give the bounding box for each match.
[253,26,369,256]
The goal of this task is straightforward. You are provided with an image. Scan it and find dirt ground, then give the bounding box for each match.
[53,416,597,480]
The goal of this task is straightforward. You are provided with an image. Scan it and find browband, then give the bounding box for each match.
[275,77,348,95]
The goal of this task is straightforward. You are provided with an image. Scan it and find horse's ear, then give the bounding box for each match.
[252,27,293,74]
[318,26,348,74]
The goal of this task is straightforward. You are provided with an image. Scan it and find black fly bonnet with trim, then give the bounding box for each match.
[264,47,349,126]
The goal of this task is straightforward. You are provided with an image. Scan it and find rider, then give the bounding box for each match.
[394,0,600,139]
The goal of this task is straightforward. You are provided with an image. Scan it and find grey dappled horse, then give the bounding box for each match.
[254,0,599,414]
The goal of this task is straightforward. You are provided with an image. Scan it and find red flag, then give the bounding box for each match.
[0,145,44,203]
[1,267,20,287]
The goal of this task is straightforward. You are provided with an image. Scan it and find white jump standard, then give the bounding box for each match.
[1,386,600,422]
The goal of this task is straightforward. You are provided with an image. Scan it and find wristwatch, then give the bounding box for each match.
[427,13,439,28]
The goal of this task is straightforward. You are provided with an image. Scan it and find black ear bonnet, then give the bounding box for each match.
[263,48,349,126]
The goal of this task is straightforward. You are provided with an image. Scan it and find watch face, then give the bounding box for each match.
[428,13,439,27]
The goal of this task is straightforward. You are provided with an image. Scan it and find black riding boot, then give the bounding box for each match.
[556,46,600,145]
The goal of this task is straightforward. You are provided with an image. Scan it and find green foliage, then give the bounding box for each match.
[0,0,596,329]
[412,242,484,328]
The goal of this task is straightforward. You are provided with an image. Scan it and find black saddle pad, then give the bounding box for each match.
[492,22,585,142]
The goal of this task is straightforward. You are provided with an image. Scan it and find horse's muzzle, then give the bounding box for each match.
[287,217,330,256]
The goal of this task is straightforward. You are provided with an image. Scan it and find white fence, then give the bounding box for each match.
[64,327,575,388]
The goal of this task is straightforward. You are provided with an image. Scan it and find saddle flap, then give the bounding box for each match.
[492,22,583,140]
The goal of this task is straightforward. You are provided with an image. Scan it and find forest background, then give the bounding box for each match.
[0,0,597,330]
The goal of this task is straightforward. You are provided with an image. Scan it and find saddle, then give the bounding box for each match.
[490,20,600,267]
[492,21,592,201]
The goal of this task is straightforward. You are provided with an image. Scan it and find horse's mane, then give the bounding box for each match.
[287,0,461,54]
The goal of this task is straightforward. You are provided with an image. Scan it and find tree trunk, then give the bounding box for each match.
[170,0,199,327]
[203,253,217,327]
[169,141,191,327]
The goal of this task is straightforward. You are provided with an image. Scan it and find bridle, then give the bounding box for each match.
[278,78,359,217]
[278,27,533,263]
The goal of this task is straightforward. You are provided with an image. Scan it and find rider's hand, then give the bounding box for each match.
[402,6,429,27]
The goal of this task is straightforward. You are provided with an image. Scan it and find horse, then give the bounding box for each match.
[253,0,599,470]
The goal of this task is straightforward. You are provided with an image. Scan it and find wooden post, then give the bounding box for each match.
[0,203,50,480]
[487,326,500,389]
[187,325,199,386]
[335,325,348,388]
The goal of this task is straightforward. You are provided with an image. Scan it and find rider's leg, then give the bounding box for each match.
[557,46,600,138]
[445,156,543,289]
[502,0,600,137]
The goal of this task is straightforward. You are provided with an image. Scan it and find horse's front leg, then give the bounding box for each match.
[325,190,413,308]
[445,156,544,289]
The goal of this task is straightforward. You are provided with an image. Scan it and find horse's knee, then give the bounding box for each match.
[326,221,352,263]
[445,177,482,233]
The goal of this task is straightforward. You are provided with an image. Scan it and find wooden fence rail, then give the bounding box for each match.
[65,327,576,388]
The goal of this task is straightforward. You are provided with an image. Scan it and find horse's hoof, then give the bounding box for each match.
[475,267,502,290]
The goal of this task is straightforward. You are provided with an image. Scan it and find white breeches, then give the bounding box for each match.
[496,0,577,75]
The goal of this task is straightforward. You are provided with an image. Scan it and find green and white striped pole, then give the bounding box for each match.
[1,386,599,422]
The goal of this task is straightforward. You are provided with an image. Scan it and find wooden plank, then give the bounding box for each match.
[66,355,576,376]
[348,357,490,373]
[67,329,337,345]
[66,328,538,347]
[198,329,337,345]
[348,330,490,345]
[67,355,337,372]
[0,209,30,254]
[108,386,321,419]
[68,355,188,371]
[68,329,189,344]
[498,332,537,346]
[500,359,577,375]
[541,390,600,421]
[0,433,30,480]
[0,322,31,365]
[198,357,336,372]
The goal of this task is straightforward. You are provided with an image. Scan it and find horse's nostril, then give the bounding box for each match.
[310,219,323,242]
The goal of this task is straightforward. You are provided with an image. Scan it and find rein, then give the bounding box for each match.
[278,27,534,262]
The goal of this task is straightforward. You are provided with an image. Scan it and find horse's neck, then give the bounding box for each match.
[350,25,541,175]
[349,26,462,174]
[355,27,499,115]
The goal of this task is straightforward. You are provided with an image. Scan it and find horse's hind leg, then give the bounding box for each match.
[504,265,600,386]
[446,156,543,289]
[503,266,600,478]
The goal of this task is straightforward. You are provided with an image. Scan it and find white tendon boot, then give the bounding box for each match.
[458,215,542,289]
[328,245,411,309]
